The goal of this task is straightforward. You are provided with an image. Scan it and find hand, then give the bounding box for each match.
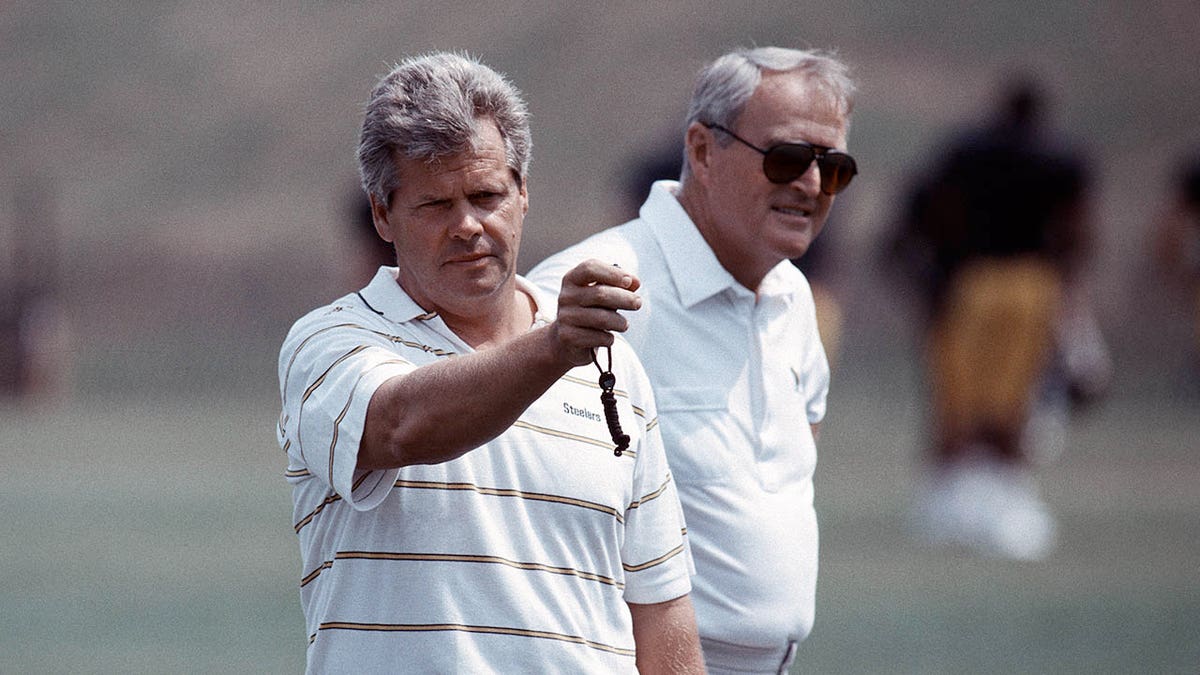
[549,259,642,366]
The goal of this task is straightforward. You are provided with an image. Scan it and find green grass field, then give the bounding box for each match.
[5,2,1198,672]
[2,354,1197,674]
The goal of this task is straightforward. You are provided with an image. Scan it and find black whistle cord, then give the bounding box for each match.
[592,346,630,457]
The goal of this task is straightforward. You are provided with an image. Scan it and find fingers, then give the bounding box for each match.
[550,259,642,364]
[562,258,640,294]
[559,259,642,312]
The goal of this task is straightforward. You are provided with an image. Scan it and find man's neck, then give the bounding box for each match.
[441,286,537,350]
[676,182,772,293]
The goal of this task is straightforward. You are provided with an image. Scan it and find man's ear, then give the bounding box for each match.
[684,122,714,184]
[369,193,395,243]
[518,174,529,216]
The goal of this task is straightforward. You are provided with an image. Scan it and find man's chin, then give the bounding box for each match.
[775,237,815,262]
[445,269,511,297]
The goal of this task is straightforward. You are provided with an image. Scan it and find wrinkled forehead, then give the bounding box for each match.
[764,69,849,118]
[738,70,850,140]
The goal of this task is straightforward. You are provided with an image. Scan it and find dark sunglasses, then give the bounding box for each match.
[705,123,858,195]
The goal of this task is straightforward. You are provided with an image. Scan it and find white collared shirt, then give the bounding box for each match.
[530,180,829,654]
[277,269,691,672]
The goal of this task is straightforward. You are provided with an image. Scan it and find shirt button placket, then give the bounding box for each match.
[754,296,784,492]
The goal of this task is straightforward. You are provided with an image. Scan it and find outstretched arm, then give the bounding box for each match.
[629,595,706,674]
[358,260,641,469]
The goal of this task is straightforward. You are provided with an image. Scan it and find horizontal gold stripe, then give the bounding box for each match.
[294,494,340,533]
[300,560,333,587]
[335,551,622,588]
[512,420,614,451]
[559,373,629,399]
[283,321,446,408]
[623,542,685,573]
[394,480,623,522]
[317,622,635,657]
[290,470,412,534]
[628,474,672,511]
[296,465,639,536]
[511,420,638,459]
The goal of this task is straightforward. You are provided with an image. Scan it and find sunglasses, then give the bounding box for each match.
[705,123,858,195]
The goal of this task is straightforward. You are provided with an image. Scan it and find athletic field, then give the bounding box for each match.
[4,2,1198,672]
[3,342,1195,674]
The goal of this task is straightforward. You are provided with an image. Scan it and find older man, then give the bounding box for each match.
[531,47,857,674]
[277,52,703,673]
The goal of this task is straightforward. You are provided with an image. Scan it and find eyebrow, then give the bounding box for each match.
[409,193,449,205]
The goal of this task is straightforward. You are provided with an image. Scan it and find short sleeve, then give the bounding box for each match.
[278,317,414,511]
[795,282,831,425]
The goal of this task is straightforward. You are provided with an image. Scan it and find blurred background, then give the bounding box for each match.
[2,2,1198,672]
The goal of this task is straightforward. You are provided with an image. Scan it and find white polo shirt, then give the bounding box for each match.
[530,180,829,668]
[277,269,691,673]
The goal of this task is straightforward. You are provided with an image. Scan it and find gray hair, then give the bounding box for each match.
[681,47,856,180]
[357,52,532,204]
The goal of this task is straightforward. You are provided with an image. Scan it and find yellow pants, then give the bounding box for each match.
[928,257,1063,454]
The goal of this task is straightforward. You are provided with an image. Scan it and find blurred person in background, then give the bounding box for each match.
[341,186,396,290]
[277,52,703,673]
[1151,154,1200,383]
[620,135,684,224]
[888,75,1100,560]
[791,214,847,370]
[532,46,857,674]
[1,177,72,405]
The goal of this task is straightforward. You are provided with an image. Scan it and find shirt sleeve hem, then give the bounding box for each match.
[623,574,693,606]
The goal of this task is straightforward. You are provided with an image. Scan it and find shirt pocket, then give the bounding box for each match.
[655,385,740,485]
[762,357,820,482]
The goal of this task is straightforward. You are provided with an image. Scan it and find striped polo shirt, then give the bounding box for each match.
[276,268,691,673]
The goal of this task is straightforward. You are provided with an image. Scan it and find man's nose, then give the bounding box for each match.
[790,160,822,195]
[447,205,486,239]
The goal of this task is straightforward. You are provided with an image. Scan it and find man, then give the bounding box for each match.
[892,77,1092,560]
[1152,154,1200,377]
[277,52,703,673]
[530,47,857,674]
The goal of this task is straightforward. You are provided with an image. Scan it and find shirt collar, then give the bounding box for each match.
[758,258,806,302]
[357,267,430,322]
[644,181,809,306]
[643,180,742,308]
